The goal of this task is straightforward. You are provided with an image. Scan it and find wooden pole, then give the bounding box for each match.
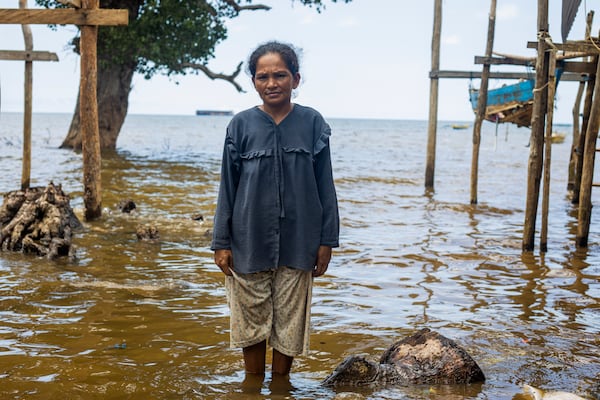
[470,0,496,204]
[568,79,585,192]
[540,51,557,252]
[569,11,594,193]
[425,0,442,190]
[19,0,32,190]
[522,0,549,252]
[80,0,102,220]
[572,62,596,204]
[576,56,600,248]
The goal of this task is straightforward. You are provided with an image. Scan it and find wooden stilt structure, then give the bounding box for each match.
[576,52,600,247]
[427,0,600,250]
[470,0,496,205]
[0,3,128,221]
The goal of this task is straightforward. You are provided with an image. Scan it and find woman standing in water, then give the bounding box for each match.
[211,41,339,379]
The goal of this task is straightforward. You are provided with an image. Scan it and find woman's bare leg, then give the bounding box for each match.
[243,340,267,374]
[272,349,293,375]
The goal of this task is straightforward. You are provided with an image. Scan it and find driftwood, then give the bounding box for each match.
[0,182,81,259]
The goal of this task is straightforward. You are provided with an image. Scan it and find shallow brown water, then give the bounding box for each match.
[0,113,599,399]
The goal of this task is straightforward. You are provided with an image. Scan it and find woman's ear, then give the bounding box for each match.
[293,73,301,89]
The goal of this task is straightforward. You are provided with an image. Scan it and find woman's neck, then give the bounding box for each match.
[260,103,294,124]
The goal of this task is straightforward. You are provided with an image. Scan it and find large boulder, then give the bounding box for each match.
[323,328,485,387]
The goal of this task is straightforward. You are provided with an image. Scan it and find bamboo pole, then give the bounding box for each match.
[80,0,102,220]
[470,0,496,204]
[425,0,442,190]
[522,0,549,252]
[540,51,557,252]
[576,55,600,248]
[19,0,32,190]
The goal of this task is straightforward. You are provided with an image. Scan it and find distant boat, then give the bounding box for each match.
[195,110,233,116]
[451,124,469,130]
[551,131,567,144]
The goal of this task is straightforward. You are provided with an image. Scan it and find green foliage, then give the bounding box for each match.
[34,0,351,79]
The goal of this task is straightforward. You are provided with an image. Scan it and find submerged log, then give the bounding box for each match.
[0,182,81,259]
[322,328,485,387]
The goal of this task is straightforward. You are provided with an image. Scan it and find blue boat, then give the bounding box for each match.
[469,69,562,127]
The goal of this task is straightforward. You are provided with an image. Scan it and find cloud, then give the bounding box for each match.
[442,34,460,45]
[337,16,359,28]
[497,3,519,20]
[299,13,316,25]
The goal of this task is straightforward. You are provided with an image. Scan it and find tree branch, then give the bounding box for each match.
[181,61,245,92]
[222,0,271,12]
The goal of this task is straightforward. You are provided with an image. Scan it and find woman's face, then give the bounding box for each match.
[252,52,300,110]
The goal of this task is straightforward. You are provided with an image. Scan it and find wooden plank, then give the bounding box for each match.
[475,57,594,73]
[562,60,595,74]
[432,70,588,81]
[527,40,600,54]
[0,50,58,61]
[0,9,128,26]
[475,55,534,66]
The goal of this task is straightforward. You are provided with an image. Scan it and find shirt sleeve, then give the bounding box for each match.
[211,133,241,250]
[314,124,340,248]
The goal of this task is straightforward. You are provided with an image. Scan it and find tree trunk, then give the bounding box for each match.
[60,60,136,151]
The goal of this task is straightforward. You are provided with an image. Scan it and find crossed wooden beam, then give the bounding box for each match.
[0,1,128,221]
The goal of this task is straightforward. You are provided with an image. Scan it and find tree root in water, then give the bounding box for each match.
[0,182,81,259]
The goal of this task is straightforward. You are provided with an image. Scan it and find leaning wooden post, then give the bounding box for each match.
[572,61,595,204]
[425,0,442,190]
[568,79,585,192]
[576,55,600,248]
[19,0,32,190]
[522,0,549,252]
[568,11,594,193]
[80,0,102,220]
[470,0,496,204]
[540,50,557,252]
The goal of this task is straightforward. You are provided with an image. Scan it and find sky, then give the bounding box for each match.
[0,0,598,123]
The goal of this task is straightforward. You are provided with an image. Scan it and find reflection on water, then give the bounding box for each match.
[0,113,599,399]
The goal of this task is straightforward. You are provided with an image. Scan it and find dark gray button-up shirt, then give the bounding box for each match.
[211,104,339,274]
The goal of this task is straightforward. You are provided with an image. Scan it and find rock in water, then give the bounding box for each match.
[523,384,588,400]
[322,328,485,387]
[0,182,81,259]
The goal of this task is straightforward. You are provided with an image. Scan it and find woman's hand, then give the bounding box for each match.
[313,245,332,277]
[214,249,234,276]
